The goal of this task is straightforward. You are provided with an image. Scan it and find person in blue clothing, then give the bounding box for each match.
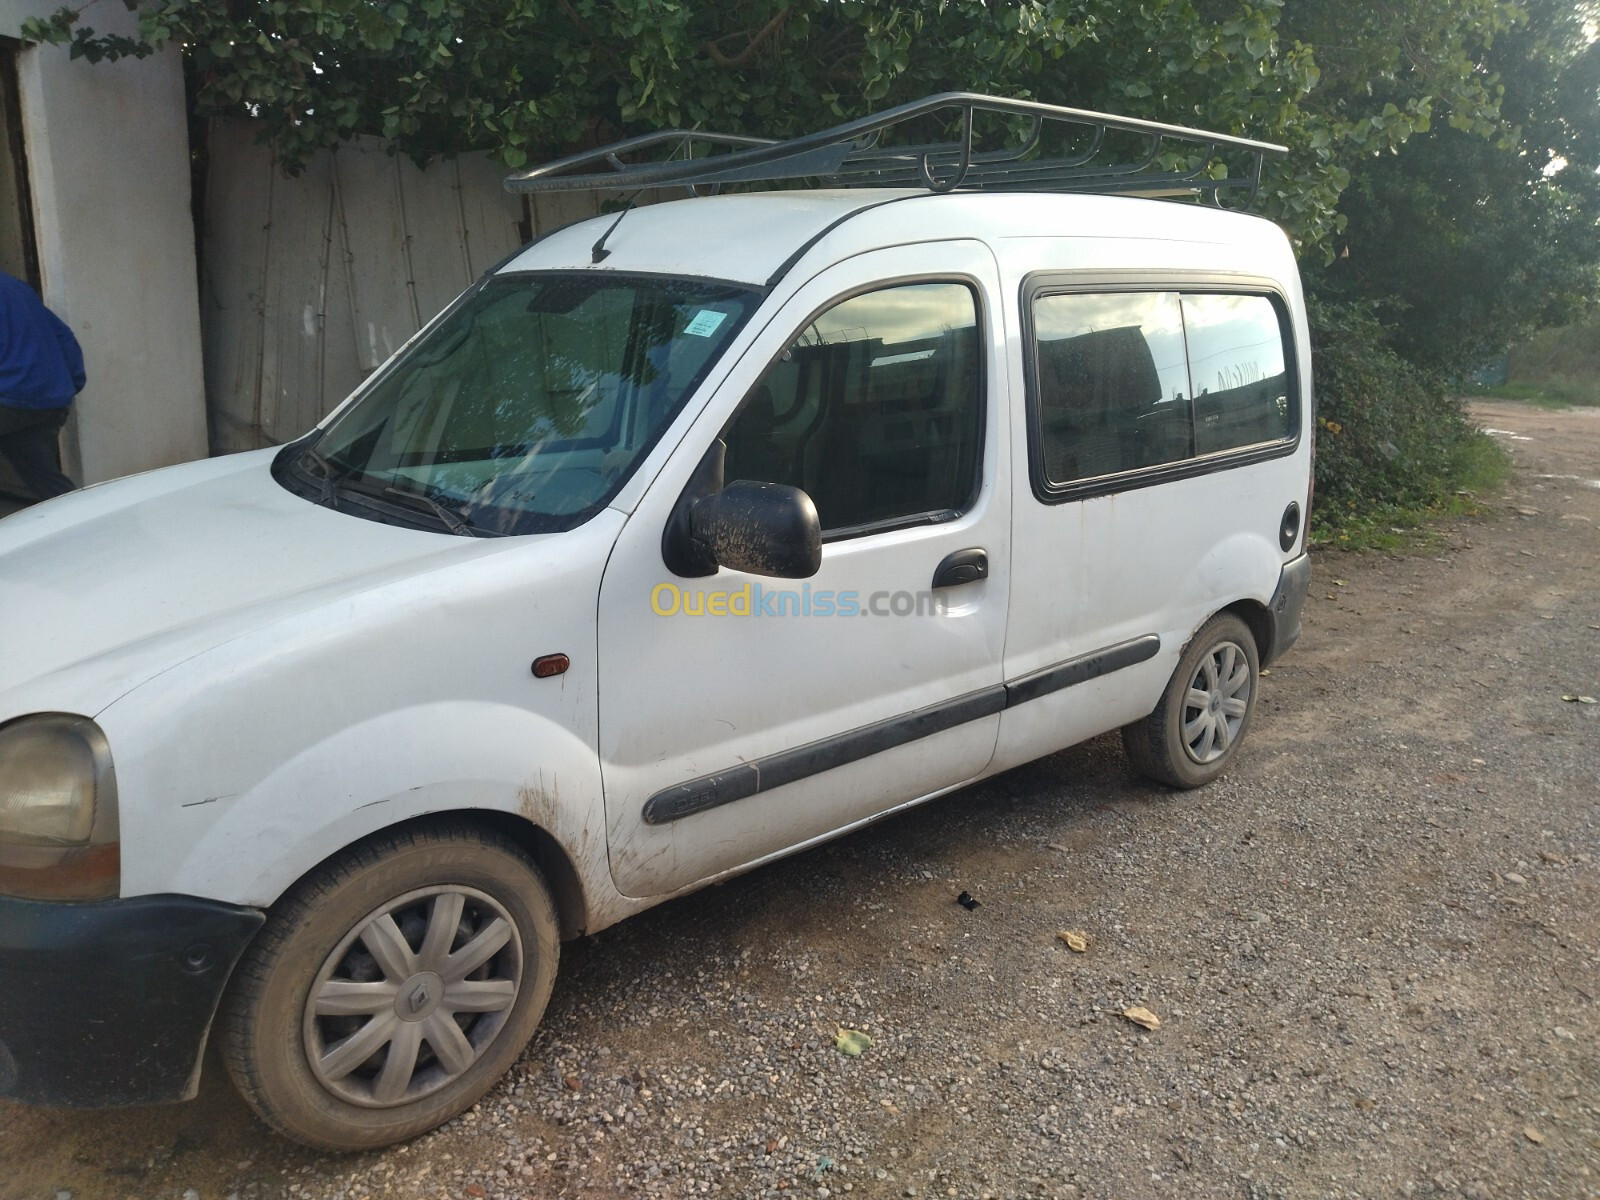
[0,271,85,500]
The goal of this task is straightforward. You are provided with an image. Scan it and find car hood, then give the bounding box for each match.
[0,450,511,717]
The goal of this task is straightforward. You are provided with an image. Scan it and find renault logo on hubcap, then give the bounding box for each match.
[396,971,444,1020]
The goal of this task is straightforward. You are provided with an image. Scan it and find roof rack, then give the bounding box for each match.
[504,92,1287,206]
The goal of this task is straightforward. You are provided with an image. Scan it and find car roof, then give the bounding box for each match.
[498,189,1289,288]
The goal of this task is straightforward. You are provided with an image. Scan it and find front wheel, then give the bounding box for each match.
[220,823,559,1151]
[1122,613,1260,789]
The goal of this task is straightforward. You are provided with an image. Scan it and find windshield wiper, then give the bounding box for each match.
[299,444,347,508]
[383,484,480,537]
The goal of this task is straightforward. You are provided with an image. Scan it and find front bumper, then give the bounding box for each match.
[0,893,264,1106]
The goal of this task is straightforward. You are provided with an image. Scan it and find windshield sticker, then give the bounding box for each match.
[684,310,729,338]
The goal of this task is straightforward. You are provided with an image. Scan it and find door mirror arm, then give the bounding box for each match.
[661,440,727,577]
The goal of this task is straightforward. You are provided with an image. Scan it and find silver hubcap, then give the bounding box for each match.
[304,886,522,1108]
[1181,640,1252,764]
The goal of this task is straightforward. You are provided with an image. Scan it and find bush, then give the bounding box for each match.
[1309,298,1507,539]
[1506,312,1600,405]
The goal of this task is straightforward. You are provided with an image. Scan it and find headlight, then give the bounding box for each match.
[0,714,120,900]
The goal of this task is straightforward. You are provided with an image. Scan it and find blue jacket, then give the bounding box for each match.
[0,272,86,411]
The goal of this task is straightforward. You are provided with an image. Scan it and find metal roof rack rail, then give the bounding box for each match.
[504,91,1286,206]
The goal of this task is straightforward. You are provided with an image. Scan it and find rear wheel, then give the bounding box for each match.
[220,823,559,1151]
[1122,613,1259,789]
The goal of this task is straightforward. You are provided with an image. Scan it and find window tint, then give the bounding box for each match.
[1034,292,1192,483]
[1182,294,1291,454]
[1032,289,1293,489]
[724,282,982,533]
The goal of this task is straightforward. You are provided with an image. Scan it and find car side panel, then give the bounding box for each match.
[99,512,628,924]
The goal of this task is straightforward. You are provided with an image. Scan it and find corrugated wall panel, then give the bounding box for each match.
[333,142,426,377]
[203,119,562,451]
[529,188,602,238]
[255,150,337,444]
[200,124,272,453]
[455,153,528,276]
[398,156,479,322]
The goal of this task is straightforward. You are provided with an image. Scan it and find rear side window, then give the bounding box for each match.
[1034,292,1192,482]
[1030,288,1294,493]
[723,282,983,535]
[1182,294,1291,455]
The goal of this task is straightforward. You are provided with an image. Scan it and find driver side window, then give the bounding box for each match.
[722,282,983,535]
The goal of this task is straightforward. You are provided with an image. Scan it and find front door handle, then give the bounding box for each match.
[932,547,988,589]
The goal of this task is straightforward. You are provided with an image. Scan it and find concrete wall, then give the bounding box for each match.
[0,1,207,486]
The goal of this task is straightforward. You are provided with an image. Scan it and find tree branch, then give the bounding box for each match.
[555,0,621,65]
[703,6,790,69]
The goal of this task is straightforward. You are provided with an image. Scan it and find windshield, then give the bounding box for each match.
[288,272,760,535]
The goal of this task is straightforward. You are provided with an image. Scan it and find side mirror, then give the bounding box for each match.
[690,481,822,579]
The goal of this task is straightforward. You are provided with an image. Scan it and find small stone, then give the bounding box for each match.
[55,1192,73,1200]
[1503,872,1527,886]
[183,1191,200,1200]
[1553,1026,1576,1040]
[1523,1126,1546,1145]
[1463,1182,1492,1200]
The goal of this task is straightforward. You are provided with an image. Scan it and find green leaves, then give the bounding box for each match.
[16,0,1593,309]
[833,1028,873,1057]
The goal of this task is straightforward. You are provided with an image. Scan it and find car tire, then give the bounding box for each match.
[1122,612,1260,790]
[219,822,559,1151]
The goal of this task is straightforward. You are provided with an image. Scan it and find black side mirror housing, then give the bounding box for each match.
[662,442,822,579]
[690,481,822,579]
[661,441,726,577]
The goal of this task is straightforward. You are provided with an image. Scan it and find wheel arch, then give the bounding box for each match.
[468,810,590,941]
[1221,598,1274,664]
[251,809,593,943]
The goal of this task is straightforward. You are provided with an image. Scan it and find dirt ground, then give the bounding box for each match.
[2,400,1596,1200]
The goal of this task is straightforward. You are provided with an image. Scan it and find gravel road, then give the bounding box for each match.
[3,400,1597,1200]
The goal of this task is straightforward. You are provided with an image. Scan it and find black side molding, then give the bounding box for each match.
[643,633,1161,825]
[644,686,1007,824]
[1003,635,1161,707]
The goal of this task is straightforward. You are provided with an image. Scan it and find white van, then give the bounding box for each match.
[0,95,1310,1150]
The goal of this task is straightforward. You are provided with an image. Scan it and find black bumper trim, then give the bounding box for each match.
[1264,552,1311,664]
[0,893,264,1107]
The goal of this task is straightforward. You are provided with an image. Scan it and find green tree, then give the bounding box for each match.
[21,0,1600,531]
[21,0,1422,257]
[1307,0,1600,370]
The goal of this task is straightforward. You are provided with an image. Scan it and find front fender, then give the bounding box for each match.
[114,701,609,911]
[92,513,622,917]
